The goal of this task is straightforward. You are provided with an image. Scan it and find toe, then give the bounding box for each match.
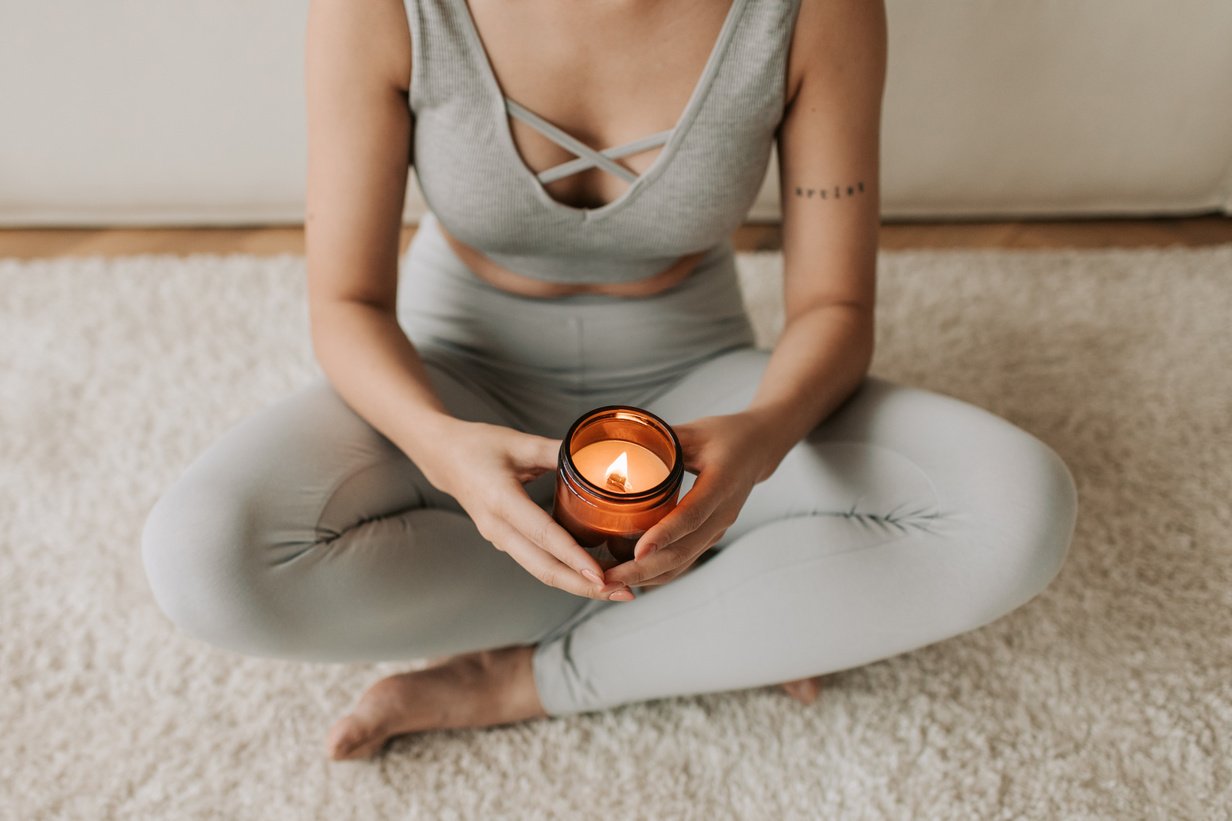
[779,676,823,705]
[326,714,385,761]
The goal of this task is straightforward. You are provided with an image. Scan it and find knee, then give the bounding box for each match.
[978,429,1079,614]
[140,476,291,656]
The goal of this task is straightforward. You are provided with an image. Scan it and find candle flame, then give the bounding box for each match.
[604,451,631,493]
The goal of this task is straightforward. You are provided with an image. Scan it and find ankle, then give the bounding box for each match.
[499,644,549,721]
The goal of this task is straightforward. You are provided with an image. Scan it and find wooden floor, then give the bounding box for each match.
[1,216,1229,259]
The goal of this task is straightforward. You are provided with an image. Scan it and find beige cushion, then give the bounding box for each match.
[1,0,1228,226]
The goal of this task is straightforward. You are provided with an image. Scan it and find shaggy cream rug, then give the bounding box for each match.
[1,243,1228,819]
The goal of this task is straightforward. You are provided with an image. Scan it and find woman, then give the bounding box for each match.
[141,0,1079,761]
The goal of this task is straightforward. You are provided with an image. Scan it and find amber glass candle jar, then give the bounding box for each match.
[552,405,684,571]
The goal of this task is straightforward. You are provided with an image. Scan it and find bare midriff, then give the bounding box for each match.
[436,220,708,299]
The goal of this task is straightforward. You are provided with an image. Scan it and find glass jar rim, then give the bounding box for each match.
[559,405,684,502]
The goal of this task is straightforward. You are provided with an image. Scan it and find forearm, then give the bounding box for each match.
[743,302,875,483]
[309,299,464,487]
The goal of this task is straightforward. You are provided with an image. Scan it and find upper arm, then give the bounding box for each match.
[304,0,413,315]
[775,0,887,323]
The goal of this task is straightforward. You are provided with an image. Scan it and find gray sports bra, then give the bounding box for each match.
[403,0,801,284]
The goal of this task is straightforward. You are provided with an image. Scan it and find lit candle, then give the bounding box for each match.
[570,439,671,494]
[552,405,683,570]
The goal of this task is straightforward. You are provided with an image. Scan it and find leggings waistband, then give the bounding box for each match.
[396,212,758,402]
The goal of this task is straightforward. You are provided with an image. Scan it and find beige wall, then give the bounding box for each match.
[1,0,1229,226]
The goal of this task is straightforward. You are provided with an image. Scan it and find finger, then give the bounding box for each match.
[632,568,680,588]
[482,515,617,599]
[639,531,725,587]
[632,470,724,560]
[514,433,565,472]
[605,546,684,587]
[496,479,607,582]
[605,533,705,587]
[615,519,729,587]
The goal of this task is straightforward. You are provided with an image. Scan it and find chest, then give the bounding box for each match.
[405,0,801,283]
[461,0,741,210]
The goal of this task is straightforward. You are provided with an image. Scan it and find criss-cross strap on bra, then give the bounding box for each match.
[404,0,802,285]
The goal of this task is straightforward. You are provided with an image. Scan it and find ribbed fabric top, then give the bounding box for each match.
[404,0,801,284]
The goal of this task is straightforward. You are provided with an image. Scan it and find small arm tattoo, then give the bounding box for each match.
[792,181,866,201]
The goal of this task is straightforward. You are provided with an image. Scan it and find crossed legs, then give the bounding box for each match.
[529,347,1078,715]
[141,345,1077,756]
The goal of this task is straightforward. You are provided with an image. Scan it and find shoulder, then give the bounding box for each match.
[306,0,412,94]
[783,0,888,111]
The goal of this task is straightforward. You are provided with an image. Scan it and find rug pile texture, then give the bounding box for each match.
[1,243,1229,818]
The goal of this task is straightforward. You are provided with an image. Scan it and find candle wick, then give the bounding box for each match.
[602,451,631,492]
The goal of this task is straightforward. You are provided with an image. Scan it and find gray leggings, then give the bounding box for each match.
[141,213,1079,717]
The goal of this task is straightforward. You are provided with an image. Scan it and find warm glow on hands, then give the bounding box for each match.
[602,412,775,588]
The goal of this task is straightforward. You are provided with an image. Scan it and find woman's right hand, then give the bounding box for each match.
[420,418,634,602]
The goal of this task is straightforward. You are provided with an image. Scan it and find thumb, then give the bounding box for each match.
[520,433,563,470]
[668,422,701,473]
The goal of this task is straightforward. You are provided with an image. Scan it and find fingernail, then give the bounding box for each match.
[641,542,659,557]
[609,589,634,601]
[581,568,603,585]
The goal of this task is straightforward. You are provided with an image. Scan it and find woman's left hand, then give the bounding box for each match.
[602,410,778,589]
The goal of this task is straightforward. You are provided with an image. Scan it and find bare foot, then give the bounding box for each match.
[326,646,548,761]
[778,675,824,705]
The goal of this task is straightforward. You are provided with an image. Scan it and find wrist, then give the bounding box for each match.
[739,405,799,484]
[399,412,471,493]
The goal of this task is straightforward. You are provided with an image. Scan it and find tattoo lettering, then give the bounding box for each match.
[793,181,866,201]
